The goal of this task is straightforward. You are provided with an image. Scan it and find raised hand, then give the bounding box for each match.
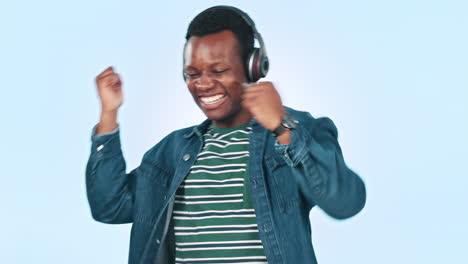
[95,66,123,112]
[94,66,123,134]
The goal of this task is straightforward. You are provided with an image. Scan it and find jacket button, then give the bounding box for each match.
[164,195,167,200]
[156,239,160,244]
[183,154,191,161]
[96,144,104,151]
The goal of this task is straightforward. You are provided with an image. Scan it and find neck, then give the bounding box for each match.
[212,108,252,128]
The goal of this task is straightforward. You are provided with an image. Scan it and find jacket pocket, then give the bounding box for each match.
[134,160,173,223]
[264,153,300,214]
[140,160,172,187]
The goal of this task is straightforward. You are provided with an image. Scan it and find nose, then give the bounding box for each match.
[194,73,215,90]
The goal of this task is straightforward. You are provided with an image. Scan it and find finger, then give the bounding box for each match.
[104,74,120,87]
[242,94,260,103]
[241,93,259,103]
[242,82,265,91]
[241,99,251,109]
[243,89,263,97]
[96,66,115,80]
[111,76,122,89]
[99,73,118,83]
[244,86,264,93]
[97,72,115,82]
[110,74,121,86]
[245,85,266,93]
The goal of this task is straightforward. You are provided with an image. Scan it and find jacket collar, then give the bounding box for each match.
[183,117,259,139]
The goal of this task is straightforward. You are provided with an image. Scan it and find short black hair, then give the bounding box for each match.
[185,6,254,66]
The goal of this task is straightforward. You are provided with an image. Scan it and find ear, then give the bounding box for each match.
[182,42,189,82]
[182,42,188,68]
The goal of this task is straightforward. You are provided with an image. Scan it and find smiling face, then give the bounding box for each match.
[184,30,252,128]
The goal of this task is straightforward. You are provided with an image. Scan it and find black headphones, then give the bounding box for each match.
[183,5,269,83]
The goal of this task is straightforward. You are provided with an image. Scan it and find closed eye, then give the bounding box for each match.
[213,68,230,74]
[185,72,200,78]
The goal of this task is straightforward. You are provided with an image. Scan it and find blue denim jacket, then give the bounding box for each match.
[85,106,366,264]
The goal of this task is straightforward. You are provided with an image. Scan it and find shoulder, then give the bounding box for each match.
[284,105,338,139]
[141,124,198,161]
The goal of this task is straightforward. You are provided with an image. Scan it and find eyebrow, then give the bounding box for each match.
[185,62,227,70]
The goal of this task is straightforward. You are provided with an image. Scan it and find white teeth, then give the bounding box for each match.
[200,94,225,104]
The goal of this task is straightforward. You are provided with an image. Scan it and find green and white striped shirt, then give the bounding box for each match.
[172,122,268,264]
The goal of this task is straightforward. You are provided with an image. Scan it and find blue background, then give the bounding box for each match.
[1,0,467,263]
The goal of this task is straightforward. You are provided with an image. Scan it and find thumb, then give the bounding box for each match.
[242,82,251,89]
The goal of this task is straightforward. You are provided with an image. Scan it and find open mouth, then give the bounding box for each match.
[199,94,227,109]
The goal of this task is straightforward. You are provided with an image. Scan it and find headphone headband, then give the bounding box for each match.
[184,5,269,82]
[204,5,268,60]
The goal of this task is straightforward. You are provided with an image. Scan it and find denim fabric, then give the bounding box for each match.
[85,106,366,264]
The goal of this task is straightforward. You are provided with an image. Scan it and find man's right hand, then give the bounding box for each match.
[95,66,123,134]
[96,66,123,112]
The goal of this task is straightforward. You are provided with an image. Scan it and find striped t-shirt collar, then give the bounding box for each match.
[209,122,251,134]
[183,117,259,139]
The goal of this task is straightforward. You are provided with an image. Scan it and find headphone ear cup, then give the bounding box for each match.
[246,48,269,82]
[258,55,269,79]
[246,48,260,82]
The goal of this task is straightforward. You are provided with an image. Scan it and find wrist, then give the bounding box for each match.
[268,115,282,131]
[276,130,291,144]
[101,108,118,115]
[271,113,298,137]
[98,110,118,134]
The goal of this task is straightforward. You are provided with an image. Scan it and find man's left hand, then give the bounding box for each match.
[241,81,285,131]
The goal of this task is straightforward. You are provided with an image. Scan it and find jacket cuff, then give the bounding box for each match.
[274,122,308,167]
[90,123,121,158]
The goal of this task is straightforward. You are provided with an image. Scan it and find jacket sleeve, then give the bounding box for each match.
[274,113,366,219]
[85,123,138,224]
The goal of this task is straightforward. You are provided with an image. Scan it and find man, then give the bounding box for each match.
[86,6,366,264]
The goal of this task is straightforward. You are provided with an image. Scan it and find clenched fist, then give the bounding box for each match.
[95,66,122,134]
[241,81,285,131]
[95,66,123,113]
[241,81,291,144]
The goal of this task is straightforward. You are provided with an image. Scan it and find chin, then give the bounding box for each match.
[197,102,229,120]
[203,110,231,121]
